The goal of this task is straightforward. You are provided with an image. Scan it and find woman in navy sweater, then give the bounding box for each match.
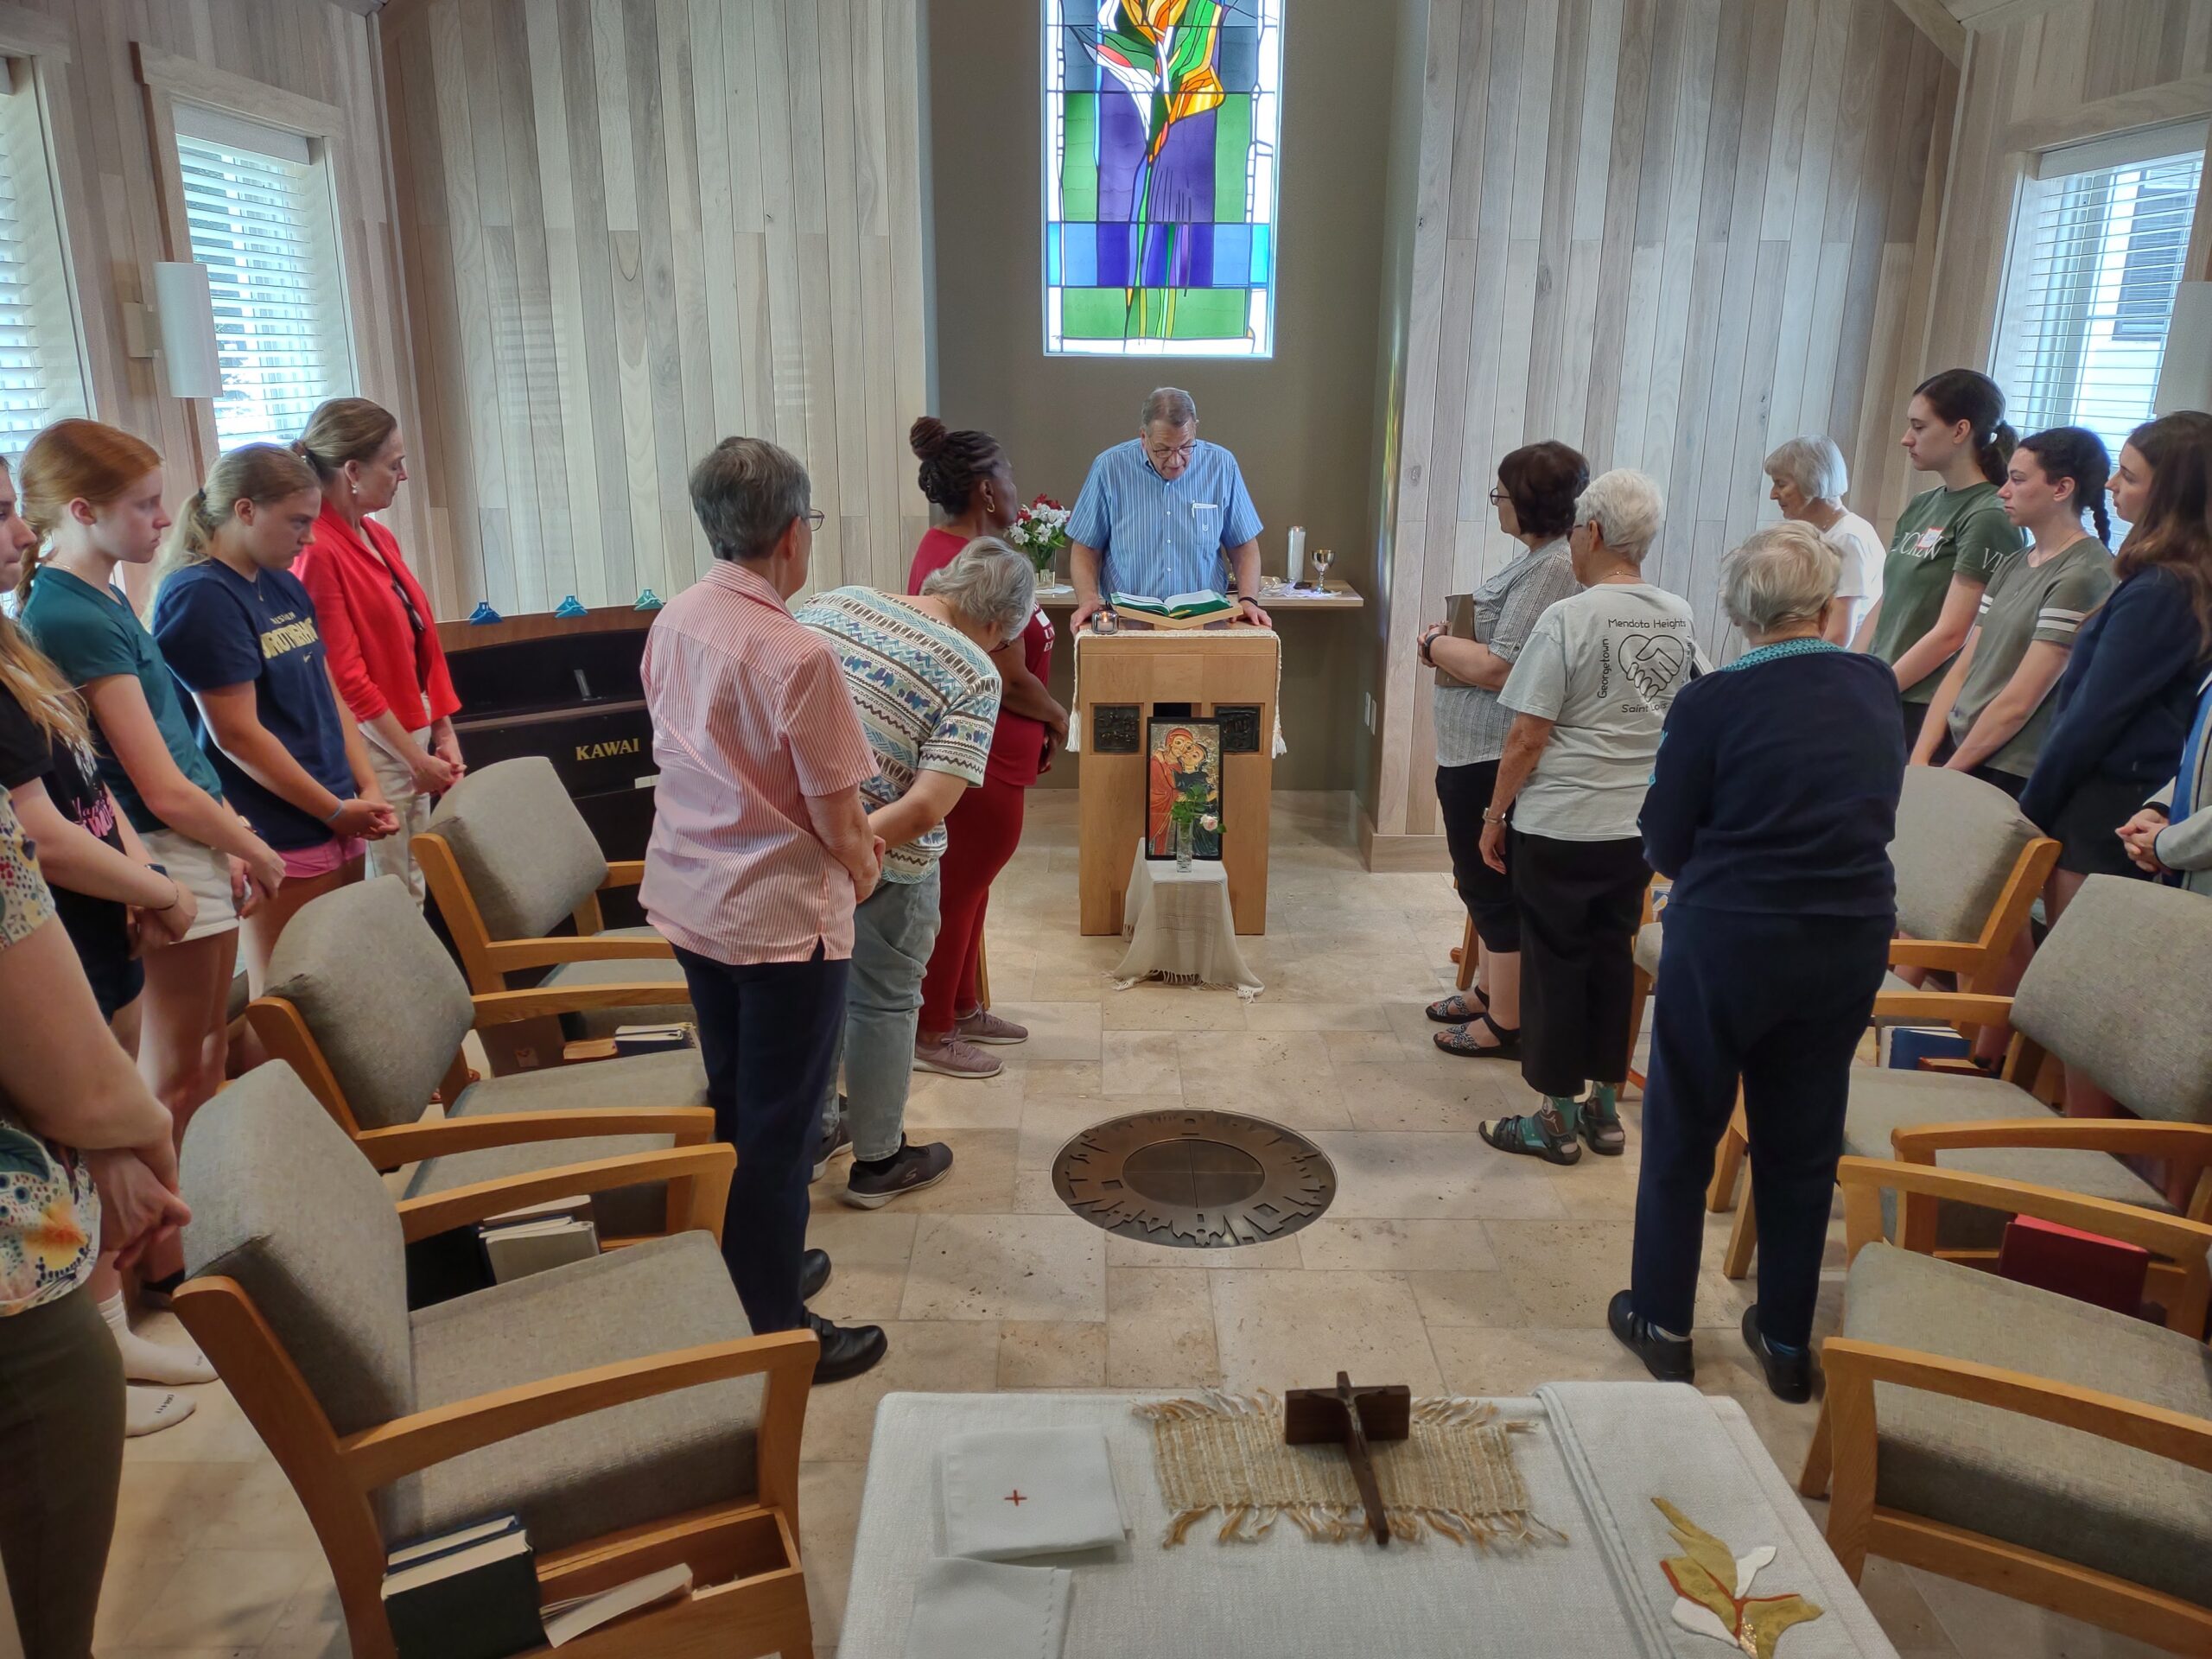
[1611,522,1904,1403]
[2019,411,2212,916]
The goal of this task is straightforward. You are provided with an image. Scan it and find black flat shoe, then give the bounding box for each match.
[1742,1305,1815,1403]
[1609,1289,1694,1382]
[806,1311,887,1383]
[800,1249,831,1302]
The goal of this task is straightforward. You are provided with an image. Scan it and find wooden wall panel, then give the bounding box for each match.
[0,0,429,580]
[1370,0,1957,846]
[379,0,930,618]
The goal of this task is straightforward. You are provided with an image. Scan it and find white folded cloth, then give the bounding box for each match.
[940,1426,1126,1561]
[901,1557,1071,1659]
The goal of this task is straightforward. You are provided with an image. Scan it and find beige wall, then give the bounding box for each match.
[0,0,427,567]
[926,0,1403,793]
[378,0,931,618]
[1364,0,1958,857]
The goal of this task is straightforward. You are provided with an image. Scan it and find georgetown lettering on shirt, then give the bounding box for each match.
[259,614,321,658]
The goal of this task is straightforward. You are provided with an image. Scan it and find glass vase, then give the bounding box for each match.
[1175,818,1194,871]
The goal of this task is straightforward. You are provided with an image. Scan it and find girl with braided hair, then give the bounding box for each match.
[904,416,1067,1080]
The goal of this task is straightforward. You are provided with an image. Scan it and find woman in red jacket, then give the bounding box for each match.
[289,399,462,901]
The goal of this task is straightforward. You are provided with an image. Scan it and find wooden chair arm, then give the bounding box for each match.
[1821,1337,2212,1475]
[486,936,677,970]
[353,1108,715,1171]
[395,1143,734,1243]
[1892,1118,2212,1165]
[1834,1155,2212,1267]
[1885,938,1982,971]
[338,1329,818,1491]
[1866,990,2016,1029]
[601,860,645,888]
[472,983,695,1026]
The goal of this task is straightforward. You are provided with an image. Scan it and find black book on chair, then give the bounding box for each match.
[382,1515,545,1659]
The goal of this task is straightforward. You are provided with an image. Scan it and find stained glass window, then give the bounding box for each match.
[1043,2,1282,358]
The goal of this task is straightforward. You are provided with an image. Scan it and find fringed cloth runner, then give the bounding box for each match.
[1135,1391,1564,1548]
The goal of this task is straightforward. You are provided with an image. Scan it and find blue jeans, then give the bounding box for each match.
[822,869,943,1161]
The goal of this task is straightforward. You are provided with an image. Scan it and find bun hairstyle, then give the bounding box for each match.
[13,418,162,608]
[294,397,399,484]
[1913,368,2017,486]
[908,415,1005,516]
[149,443,321,607]
[2014,426,2112,546]
[2116,410,2212,650]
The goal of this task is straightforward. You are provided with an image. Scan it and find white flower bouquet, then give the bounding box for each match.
[1005,496,1072,576]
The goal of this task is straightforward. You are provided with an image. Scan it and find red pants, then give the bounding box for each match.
[919,775,1029,1033]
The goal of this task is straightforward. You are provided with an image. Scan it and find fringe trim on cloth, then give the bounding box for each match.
[1111,970,1262,1000]
[1135,1390,1566,1548]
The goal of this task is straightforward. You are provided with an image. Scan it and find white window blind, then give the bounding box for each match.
[0,63,86,461]
[1994,122,2205,467]
[175,105,353,448]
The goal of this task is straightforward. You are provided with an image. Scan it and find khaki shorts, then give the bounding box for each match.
[138,826,239,941]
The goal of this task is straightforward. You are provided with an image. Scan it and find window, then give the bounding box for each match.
[1994,122,2204,464]
[1043,0,1283,358]
[0,58,86,459]
[174,104,353,448]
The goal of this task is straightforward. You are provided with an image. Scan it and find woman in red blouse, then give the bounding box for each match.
[289,399,462,901]
[906,418,1067,1079]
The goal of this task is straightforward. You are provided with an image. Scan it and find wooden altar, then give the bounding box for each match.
[1075,626,1280,936]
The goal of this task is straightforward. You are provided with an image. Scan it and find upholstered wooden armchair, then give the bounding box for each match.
[176,1063,817,1659]
[1802,1154,2212,1654]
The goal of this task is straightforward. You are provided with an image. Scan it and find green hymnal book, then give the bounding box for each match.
[1110,588,1236,622]
[383,1515,544,1659]
[1433,594,1478,688]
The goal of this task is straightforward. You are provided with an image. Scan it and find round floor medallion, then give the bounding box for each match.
[1051,1109,1336,1249]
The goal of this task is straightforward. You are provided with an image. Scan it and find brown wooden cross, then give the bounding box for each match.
[1283,1373,1413,1546]
[1003,1490,1027,1507]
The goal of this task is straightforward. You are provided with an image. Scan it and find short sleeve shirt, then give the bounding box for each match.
[1500,582,1706,841]
[1869,483,2022,702]
[1948,536,2115,778]
[1433,537,1579,768]
[0,794,99,1316]
[153,561,353,850]
[0,691,134,1012]
[1065,439,1264,603]
[797,588,1001,882]
[18,566,223,833]
[909,526,1058,789]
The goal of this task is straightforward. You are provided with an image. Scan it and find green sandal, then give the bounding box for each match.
[1478,1106,1582,1166]
[1579,1088,1626,1156]
[1434,1014,1522,1060]
[1425,989,1489,1025]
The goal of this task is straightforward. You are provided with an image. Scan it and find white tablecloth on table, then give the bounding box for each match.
[838,1388,1901,1659]
[1065,626,1287,758]
[1112,842,1262,999]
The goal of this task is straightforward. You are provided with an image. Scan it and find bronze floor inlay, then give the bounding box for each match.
[1052,1109,1336,1249]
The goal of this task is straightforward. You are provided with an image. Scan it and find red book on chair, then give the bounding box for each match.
[1995,1215,2150,1318]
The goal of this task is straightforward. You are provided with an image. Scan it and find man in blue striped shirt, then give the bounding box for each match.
[1067,387,1270,628]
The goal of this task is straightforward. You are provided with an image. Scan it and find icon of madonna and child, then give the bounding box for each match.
[1146,719,1224,861]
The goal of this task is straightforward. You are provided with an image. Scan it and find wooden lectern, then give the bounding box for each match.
[1075,627,1279,936]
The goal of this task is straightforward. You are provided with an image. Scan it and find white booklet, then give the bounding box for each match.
[541,1563,691,1647]
[939,1426,1126,1561]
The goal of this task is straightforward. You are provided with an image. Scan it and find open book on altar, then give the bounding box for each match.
[1109,589,1236,626]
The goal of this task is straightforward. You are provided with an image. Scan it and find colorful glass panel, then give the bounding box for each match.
[1044,2,1283,358]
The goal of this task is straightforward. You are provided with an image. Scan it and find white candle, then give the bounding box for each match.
[1287,525,1306,582]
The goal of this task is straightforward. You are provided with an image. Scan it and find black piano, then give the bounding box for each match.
[443,619,656,929]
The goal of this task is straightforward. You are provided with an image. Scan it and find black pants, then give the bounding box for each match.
[1511,830,1649,1097]
[1898,698,1930,750]
[1437,760,1519,951]
[1630,906,1891,1350]
[674,943,849,1334]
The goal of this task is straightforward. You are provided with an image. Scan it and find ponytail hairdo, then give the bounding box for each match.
[2015,426,2112,546]
[149,442,321,608]
[14,418,162,608]
[908,416,1006,516]
[1913,368,2016,486]
[295,397,399,485]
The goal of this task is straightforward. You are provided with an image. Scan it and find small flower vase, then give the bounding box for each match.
[1174,818,1194,871]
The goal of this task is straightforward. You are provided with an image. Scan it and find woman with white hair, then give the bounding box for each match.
[1475,470,1703,1167]
[1762,435,1884,642]
[1611,522,1904,1402]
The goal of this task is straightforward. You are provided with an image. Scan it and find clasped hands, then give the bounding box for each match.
[2118,807,2170,875]
[86,1137,191,1274]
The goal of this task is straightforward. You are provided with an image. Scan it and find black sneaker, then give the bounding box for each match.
[1741,1305,1815,1403]
[842,1139,955,1209]
[812,1110,853,1182]
[805,1311,887,1383]
[800,1248,832,1302]
[1608,1290,1694,1382]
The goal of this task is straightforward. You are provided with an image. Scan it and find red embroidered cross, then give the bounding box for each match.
[1004,1490,1027,1507]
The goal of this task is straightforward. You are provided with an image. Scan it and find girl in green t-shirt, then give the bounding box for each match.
[1853,369,2026,747]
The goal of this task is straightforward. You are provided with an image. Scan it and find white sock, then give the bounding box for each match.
[101,1292,217,1385]
[125,1384,196,1437]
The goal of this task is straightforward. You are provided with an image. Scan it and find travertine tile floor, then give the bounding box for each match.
[73,793,2166,1658]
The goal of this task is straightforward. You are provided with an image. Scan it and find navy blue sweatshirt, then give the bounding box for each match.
[1640,644,1904,918]
[2019,566,2209,830]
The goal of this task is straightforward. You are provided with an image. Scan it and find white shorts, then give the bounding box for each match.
[362,724,434,903]
[138,826,239,941]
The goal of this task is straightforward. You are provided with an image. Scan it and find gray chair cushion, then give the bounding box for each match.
[539,938,692,1039]
[2013,875,2212,1125]
[181,1065,415,1434]
[402,1049,710,1236]
[1890,766,2038,946]
[389,1233,762,1550]
[1841,1242,2212,1608]
[429,757,609,943]
[1843,1066,2174,1251]
[264,877,476,1133]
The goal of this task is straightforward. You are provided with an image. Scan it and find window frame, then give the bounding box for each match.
[130,41,362,475]
[0,10,92,446]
